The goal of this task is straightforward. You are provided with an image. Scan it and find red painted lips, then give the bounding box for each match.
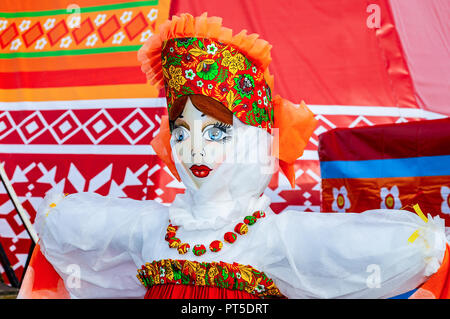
[190,165,212,178]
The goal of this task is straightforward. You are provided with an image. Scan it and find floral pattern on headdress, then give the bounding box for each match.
[162,37,274,132]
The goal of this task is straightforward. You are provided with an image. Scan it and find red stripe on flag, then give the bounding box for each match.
[318,118,450,161]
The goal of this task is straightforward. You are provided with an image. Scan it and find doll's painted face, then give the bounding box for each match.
[171,97,234,189]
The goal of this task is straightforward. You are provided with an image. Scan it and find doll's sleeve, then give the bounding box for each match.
[32,191,168,299]
[261,209,449,299]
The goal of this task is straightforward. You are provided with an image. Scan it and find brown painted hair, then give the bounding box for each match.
[169,94,233,131]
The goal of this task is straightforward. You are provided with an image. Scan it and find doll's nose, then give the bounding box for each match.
[191,149,206,157]
[191,129,205,161]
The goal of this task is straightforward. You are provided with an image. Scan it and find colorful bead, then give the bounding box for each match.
[224,232,237,243]
[234,223,248,235]
[165,231,177,241]
[165,211,266,257]
[243,215,257,225]
[209,240,223,252]
[168,237,181,248]
[167,224,178,232]
[252,211,266,218]
[193,244,207,256]
[177,243,190,254]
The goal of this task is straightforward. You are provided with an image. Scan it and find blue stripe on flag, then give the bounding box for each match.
[389,289,418,299]
[320,155,450,179]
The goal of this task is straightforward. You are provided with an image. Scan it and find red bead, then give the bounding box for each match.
[193,244,206,256]
[177,243,190,254]
[165,231,177,241]
[234,223,248,235]
[252,211,266,218]
[224,232,237,243]
[167,224,178,232]
[209,240,223,252]
[168,237,181,248]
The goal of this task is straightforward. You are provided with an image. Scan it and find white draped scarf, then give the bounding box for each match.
[168,116,276,230]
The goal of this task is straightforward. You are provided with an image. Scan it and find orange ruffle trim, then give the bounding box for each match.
[150,115,180,182]
[137,12,274,92]
[272,95,318,187]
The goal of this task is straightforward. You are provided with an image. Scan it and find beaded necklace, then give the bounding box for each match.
[165,210,266,257]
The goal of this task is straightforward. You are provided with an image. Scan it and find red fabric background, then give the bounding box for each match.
[170,0,419,108]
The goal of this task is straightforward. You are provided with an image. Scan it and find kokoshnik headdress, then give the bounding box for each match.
[138,13,317,188]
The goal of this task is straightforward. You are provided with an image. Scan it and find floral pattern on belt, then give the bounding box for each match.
[161,37,274,133]
[137,259,286,299]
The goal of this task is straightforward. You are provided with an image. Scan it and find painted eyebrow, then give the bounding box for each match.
[201,119,232,132]
[174,119,212,131]
[173,118,190,130]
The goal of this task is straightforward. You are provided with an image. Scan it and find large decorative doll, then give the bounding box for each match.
[19,13,449,299]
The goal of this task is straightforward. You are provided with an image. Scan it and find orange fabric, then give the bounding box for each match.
[272,95,318,187]
[0,83,159,102]
[150,115,181,182]
[17,243,69,299]
[1,52,141,73]
[138,12,274,91]
[278,160,296,189]
[410,244,450,299]
[0,0,134,11]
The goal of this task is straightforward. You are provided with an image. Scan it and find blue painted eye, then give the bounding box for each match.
[173,127,188,143]
[203,124,231,142]
[207,127,223,141]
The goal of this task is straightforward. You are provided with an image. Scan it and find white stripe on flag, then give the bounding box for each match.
[307,105,445,119]
[0,144,319,160]
[0,99,446,119]
[0,98,167,111]
[0,144,156,155]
